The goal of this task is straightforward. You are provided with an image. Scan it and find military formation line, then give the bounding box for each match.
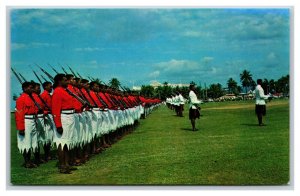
[12,66,161,174]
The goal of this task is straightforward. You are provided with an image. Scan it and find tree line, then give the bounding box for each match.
[139,70,289,101]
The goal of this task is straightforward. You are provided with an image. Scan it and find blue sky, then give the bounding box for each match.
[10,8,290,107]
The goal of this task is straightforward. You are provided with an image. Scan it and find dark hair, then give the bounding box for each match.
[42,81,52,89]
[66,74,74,80]
[89,81,97,88]
[74,78,81,83]
[30,81,40,87]
[189,84,195,90]
[81,79,89,84]
[257,79,262,85]
[22,81,32,91]
[53,74,66,88]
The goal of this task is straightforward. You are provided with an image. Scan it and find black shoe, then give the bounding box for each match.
[59,168,72,174]
[69,166,78,171]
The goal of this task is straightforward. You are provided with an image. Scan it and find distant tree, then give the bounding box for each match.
[13,93,18,101]
[207,83,224,99]
[190,81,196,86]
[276,74,289,96]
[240,70,253,93]
[109,78,121,90]
[262,78,269,94]
[163,81,168,86]
[140,85,155,97]
[269,79,276,94]
[227,78,238,94]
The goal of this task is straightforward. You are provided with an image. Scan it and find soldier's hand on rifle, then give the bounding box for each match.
[19,130,25,136]
[57,127,63,135]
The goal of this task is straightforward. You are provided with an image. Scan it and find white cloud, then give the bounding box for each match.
[267,52,276,60]
[201,57,214,64]
[11,43,26,50]
[11,42,57,50]
[75,47,102,52]
[149,70,160,78]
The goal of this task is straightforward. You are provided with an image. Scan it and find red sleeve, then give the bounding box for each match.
[15,96,25,131]
[52,89,62,128]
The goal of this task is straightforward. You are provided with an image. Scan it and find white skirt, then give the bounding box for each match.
[78,112,87,146]
[44,114,55,145]
[84,111,93,143]
[53,113,75,150]
[17,118,38,153]
[73,113,81,148]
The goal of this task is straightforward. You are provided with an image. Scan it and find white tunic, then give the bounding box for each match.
[189,90,201,109]
[255,84,268,105]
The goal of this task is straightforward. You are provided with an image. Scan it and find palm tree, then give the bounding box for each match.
[108,78,121,90]
[227,78,237,94]
[262,78,269,94]
[240,70,253,93]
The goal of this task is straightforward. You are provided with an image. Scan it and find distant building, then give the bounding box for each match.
[132,86,141,91]
[150,80,190,89]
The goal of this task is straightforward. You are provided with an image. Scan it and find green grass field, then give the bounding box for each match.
[10,99,289,185]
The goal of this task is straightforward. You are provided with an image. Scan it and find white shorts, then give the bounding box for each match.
[17,118,38,153]
[53,113,75,150]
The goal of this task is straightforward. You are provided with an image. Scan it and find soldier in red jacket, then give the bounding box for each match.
[31,82,46,166]
[15,82,39,168]
[52,74,76,174]
[40,81,54,161]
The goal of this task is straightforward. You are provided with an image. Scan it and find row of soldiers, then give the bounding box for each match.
[165,92,185,117]
[15,73,161,174]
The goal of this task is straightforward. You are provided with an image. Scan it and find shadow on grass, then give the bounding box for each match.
[181,128,193,131]
[240,123,260,127]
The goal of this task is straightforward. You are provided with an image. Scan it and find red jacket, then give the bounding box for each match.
[40,90,52,111]
[81,88,95,107]
[15,93,38,131]
[32,93,45,111]
[98,92,113,109]
[89,90,104,108]
[67,84,83,113]
[52,87,74,128]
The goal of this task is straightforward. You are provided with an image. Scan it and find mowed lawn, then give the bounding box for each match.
[10,99,289,185]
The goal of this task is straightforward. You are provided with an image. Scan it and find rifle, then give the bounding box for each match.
[29,65,43,85]
[38,94,52,112]
[35,63,54,82]
[48,63,59,74]
[61,66,68,75]
[11,67,24,84]
[32,70,43,85]
[95,92,109,108]
[40,74,48,82]
[76,72,83,80]
[68,66,78,78]
[18,72,27,82]
[65,88,92,108]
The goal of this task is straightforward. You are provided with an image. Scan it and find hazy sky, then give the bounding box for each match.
[10,8,290,107]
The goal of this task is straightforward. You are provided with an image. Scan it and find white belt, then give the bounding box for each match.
[25,114,44,119]
[61,109,75,114]
[92,108,101,111]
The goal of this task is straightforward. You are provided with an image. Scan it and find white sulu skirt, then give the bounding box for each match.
[17,118,38,154]
[44,114,55,145]
[53,113,75,150]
